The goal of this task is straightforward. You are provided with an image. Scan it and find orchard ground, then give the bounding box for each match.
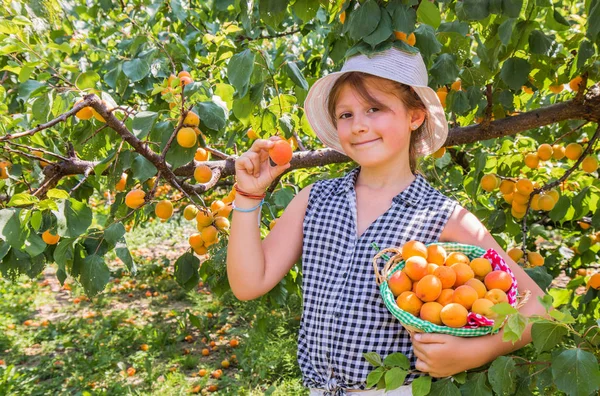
[0,218,304,395]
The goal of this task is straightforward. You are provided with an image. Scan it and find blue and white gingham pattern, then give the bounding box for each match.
[299,167,458,394]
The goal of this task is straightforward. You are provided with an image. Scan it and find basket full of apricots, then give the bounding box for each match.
[372,241,530,337]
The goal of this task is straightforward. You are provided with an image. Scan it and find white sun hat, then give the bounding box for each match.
[304,47,448,157]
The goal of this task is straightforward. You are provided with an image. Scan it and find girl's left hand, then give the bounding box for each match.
[410,333,489,378]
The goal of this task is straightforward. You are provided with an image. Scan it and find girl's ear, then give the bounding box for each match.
[409,109,427,128]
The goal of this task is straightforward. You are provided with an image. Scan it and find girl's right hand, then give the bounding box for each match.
[234,137,291,195]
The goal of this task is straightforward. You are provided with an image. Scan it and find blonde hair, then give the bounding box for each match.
[327,72,430,174]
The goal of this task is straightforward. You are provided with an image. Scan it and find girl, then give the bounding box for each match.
[227,47,547,395]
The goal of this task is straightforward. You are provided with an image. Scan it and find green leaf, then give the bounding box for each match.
[498,18,516,45]
[80,254,110,297]
[273,188,295,208]
[348,0,381,41]
[385,367,407,391]
[7,193,39,207]
[524,266,553,291]
[104,223,125,246]
[174,252,200,290]
[76,71,100,90]
[123,58,150,83]
[292,0,319,22]
[459,372,492,395]
[531,322,568,353]
[197,101,227,131]
[383,352,410,369]
[53,199,92,238]
[131,154,157,183]
[411,375,432,396]
[0,240,10,261]
[577,40,595,69]
[259,0,287,28]
[503,313,528,343]
[116,245,136,273]
[552,349,600,396]
[0,209,27,249]
[228,49,255,98]
[363,351,383,367]
[549,196,571,223]
[528,30,553,55]
[491,302,518,316]
[499,58,530,91]
[170,0,188,21]
[366,367,385,388]
[417,0,441,28]
[588,1,600,40]
[502,0,523,18]
[414,24,442,61]
[437,20,470,36]
[456,0,490,21]
[30,211,42,231]
[24,231,46,257]
[488,356,517,396]
[132,111,158,139]
[285,62,309,90]
[429,378,461,395]
[47,189,70,199]
[54,238,75,270]
[450,90,471,115]
[391,4,416,34]
[363,10,393,48]
[430,53,460,85]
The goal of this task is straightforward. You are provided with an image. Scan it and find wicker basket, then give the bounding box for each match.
[372,242,530,337]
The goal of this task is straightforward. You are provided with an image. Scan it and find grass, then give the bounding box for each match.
[0,218,307,395]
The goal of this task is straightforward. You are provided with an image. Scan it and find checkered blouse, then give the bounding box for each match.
[298,167,458,395]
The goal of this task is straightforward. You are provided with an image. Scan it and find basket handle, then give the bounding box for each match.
[372,247,402,286]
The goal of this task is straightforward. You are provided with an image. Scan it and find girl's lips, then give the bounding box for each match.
[352,138,381,146]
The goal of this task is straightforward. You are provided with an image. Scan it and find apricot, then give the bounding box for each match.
[546,189,560,202]
[569,75,584,91]
[513,192,530,205]
[524,153,539,169]
[512,200,528,213]
[587,273,600,290]
[538,194,556,211]
[436,89,447,108]
[451,263,474,286]
[396,291,423,317]
[440,303,468,328]
[420,302,443,325]
[582,156,599,173]
[155,200,173,220]
[451,80,462,91]
[184,205,199,220]
[537,144,553,161]
[217,205,233,218]
[452,285,478,310]
[415,275,442,302]
[469,257,492,278]
[436,289,454,306]
[91,108,106,123]
[515,179,533,195]
[394,31,416,46]
[193,246,208,255]
[178,71,191,79]
[445,252,470,266]
[507,247,524,262]
[388,271,413,297]
[339,11,346,24]
[485,288,508,304]
[247,128,258,140]
[565,143,583,160]
[201,225,218,243]
[527,251,544,267]
[177,127,197,148]
[499,180,515,195]
[194,148,209,162]
[196,210,214,227]
[502,193,514,204]
[480,174,499,192]
[125,189,146,209]
[465,278,487,298]
[42,230,60,245]
[552,144,566,160]
[194,165,212,183]
[189,234,204,249]
[426,244,447,265]
[402,240,428,260]
[115,173,128,192]
[426,263,439,275]
[214,217,230,231]
[432,147,446,159]
[403,256,429,281]
[549,84,564,94]
[183,111,200,127]
[75,101,94,120]
[484,270,512,292]
[180,76,193,86]
[530,194,541,211]
[471,298,497,319]
[210,200,225,213]
[268,140,293,166]
[433,266,456,289]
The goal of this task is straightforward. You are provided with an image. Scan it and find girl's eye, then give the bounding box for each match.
[339,113,351,119]
[367,107,379,113]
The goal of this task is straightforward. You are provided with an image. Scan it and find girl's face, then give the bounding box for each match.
[333,79,423,169]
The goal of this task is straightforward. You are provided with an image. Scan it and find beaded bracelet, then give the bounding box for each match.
[232,198,264,226]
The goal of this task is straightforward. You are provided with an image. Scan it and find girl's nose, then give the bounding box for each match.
[351,114,368,134]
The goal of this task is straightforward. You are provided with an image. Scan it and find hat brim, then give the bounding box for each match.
[304,71,448,157]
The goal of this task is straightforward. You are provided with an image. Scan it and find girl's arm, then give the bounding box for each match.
[410,204,548,377]
[226,138,312,301]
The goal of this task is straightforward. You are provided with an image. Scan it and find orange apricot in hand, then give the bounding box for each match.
[451,263,475,286]
[484,270,512,292]
[436,289,454,306]
[401,240,428,260]
[485,288,509,304]
[471,298,497,319]
[452,285,478,310]
[433,266,456,289]
[403,256,429,282]
[268,140,293,166]
[470,257,493,278]
[440,303,469,328]
[465,278,487,299]
[419,301,443,325]
[426,244,447,265]
[396,291,423,317]
[415,275,442,302]
[444,252,470,266]
[388,271,413,297]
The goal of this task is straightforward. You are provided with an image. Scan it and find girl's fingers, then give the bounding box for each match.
[236,156,254,175]
[250,138,275,153]
[245,152,261,177]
